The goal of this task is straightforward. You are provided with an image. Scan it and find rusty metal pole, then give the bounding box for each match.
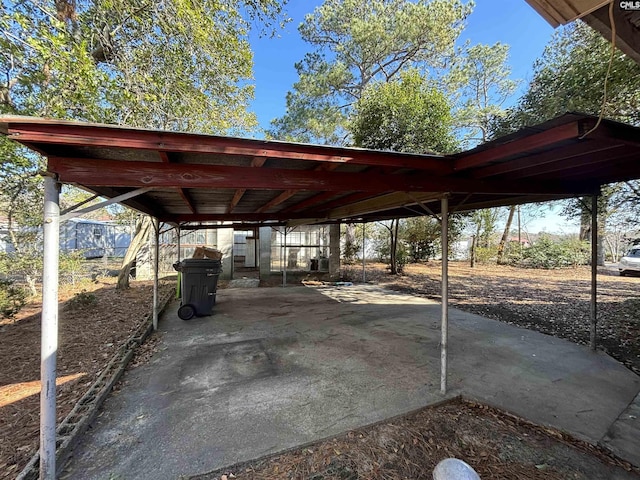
[40,175,60,480]
[440,197,449,395]
[590,195,598,351]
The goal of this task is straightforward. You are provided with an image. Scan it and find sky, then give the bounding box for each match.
[247,1,579,233]
[249,0,557,132]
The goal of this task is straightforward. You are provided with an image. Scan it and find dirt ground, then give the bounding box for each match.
[0,277,174,480]
[1,262,639,479]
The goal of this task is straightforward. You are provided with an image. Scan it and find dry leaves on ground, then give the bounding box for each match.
[0,278,173,480]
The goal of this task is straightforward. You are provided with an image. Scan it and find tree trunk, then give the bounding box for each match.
[497,205,516,265]
[117,216,152,290]
[470,234,476,268]
[390,219,398,275]
[579,197,591,241]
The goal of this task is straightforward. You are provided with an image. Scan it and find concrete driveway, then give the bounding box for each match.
[62,285,640,479]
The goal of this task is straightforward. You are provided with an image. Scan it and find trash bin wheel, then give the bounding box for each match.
[178,304,196,320]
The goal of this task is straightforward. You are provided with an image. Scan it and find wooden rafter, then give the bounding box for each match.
[158,150,197,213]
[326,192,445,220]
[313,192,380,213]
[469,141,621,179]
[256,164,340,214]
[282,191,344,213]
[500,146,637,181]
[227,156,266,213]
[48,156,589,195]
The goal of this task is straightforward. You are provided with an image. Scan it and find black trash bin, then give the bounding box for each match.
[173,258,222,320]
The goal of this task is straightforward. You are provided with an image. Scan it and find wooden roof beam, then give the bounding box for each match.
[159,151,197,213]
[314,192,381,212]
[470,141,622,179]
[283,166,392,213]
[159,212,323,223]
[48,156,594,195]
[283,191,345,213]
[256,190,297,214]
[500,146,638,181]
[4,121,452,172]
[326,192,443,220]
[585,6,640,66]
[454,121,583,171]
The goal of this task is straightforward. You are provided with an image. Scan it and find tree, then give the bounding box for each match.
[448,42,519,261]
[491,21,640,263]
[0,0,289,292]
[401,217,441,262]
[449,42,519,147]
[496,205,516,265]
[350,70,457,274]
[351,69,457,154]
[493,21,640,134]
[468,208,499,266]
[2,0,288,131]
[269,0,472,144]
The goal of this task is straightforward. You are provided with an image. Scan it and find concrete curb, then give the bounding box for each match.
[16,288,175,480]
[188,395,462,480]
[189,393,639,480]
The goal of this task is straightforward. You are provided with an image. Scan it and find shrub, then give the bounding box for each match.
[516,236,589,269]
[65,290,98,311]
[474,246,497,264]
[0,279,28,319]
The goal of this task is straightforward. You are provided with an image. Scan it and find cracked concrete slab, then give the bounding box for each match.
[61,285,640,479]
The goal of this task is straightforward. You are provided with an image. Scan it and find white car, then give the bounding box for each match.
[619,247,640,276]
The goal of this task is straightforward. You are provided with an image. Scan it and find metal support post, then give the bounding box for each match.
[362,223,366,283]
[282,228,288,287]
[440,197,449,395]
[590,195,598,351]
[177,226,181,262]
[153,218,160,331]
[40,176,60,480]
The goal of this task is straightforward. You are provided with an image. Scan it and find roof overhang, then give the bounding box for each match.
[1,113,640,228]
[525,0,640,65]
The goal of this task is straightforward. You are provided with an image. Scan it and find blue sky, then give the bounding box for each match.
[249,0,557,132]
[248,1,578,233]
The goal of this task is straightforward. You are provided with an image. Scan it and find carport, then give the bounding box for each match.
[2,112,640,478]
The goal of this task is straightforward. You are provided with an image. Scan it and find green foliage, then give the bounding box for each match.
[59,250,88,285]
[1,0,288,291]
[469,208,499,247]
[449,42,519,146]
[351,70,457,154]
[0,279,27,319]
[269,0,473,143]
[493,22,640,136]
[341,224,360,264]
[473,246,497,264]
[2,0,288,133]
[515,236,589,269]
[401,217,440,262]
[65,289,98,311]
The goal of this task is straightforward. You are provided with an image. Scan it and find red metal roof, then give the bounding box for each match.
[2,113,639,227]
